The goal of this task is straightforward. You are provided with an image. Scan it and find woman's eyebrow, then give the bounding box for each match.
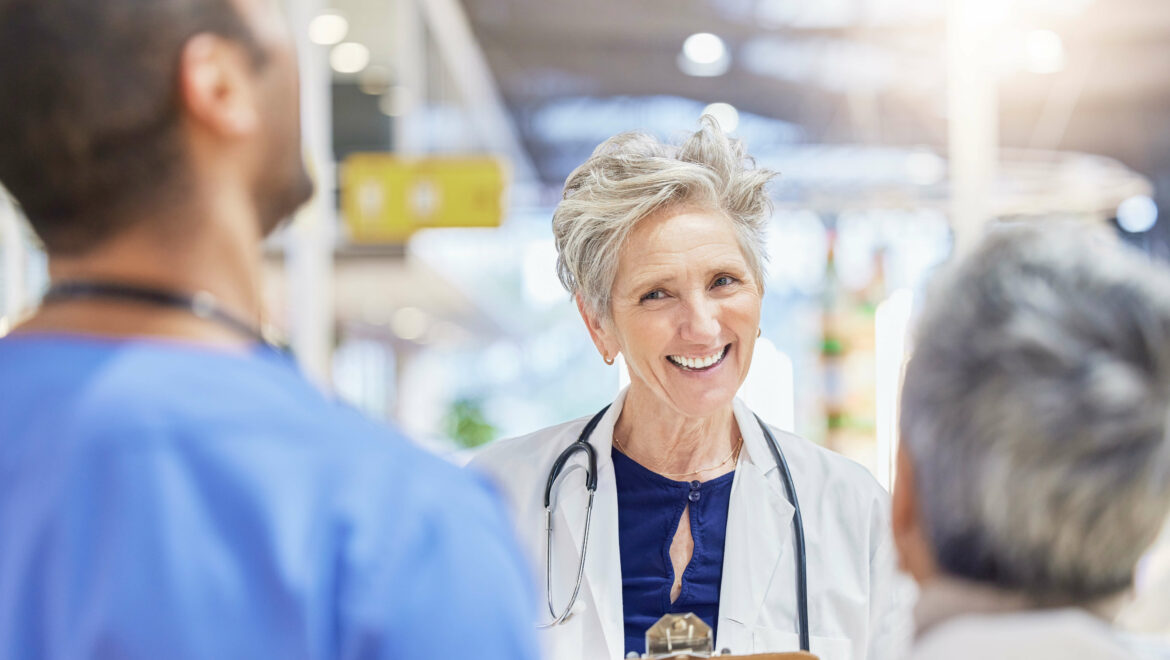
[706,261,748,275]
[622,272,675,296]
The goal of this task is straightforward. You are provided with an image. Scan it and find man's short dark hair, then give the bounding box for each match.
[0,0,263,254]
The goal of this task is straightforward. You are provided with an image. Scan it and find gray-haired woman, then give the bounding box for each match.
[471,118,911,660]
[894,225,1170,659]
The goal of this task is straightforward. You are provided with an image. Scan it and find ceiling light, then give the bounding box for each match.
[308,12,348,46]
[330,42,369,74]
[683,33,727,65]
[679,33,731,77]
[1117,195,1157,233]
[702,102,739,133]
[1024,29,1065,74]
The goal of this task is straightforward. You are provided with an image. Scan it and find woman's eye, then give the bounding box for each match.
[713,275,736,288]
[641,290,665,302]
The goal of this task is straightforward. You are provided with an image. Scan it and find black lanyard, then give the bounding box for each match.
[42,280,279,349]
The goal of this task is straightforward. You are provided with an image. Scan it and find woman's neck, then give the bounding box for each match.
[613,383,741,480]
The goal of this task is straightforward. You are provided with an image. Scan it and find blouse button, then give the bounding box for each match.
[690,480,701,490]
[688,490,701,503]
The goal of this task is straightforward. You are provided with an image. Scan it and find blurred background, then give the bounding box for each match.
[5,0,1170,468]
[1,0,1169,627]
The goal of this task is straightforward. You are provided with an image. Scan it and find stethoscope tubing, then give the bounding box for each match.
[541,405,811,653]
[540,406,608,628]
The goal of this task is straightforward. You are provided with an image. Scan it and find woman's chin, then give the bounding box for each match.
[657,373,742,418]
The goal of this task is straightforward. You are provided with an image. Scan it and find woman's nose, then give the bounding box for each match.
[679,297,720,343]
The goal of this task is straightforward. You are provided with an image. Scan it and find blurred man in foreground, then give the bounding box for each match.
[0,1,537,658]
[894,225,1170,659]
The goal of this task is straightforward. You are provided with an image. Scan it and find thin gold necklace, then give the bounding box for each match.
[613,435,743,480]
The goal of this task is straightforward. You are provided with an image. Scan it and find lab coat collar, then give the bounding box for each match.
[719,398,797,631]
[555,389,627,660]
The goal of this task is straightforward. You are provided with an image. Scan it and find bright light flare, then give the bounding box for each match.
[1117,195,1158,233]
[330,42,370,74]
[679,33,731,77]
[702,102,740,132]
[308,12,348,46]
[683,33,726,64]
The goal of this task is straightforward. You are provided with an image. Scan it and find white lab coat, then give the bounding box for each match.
[470,391,912,660]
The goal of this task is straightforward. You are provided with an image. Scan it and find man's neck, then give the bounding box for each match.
[16,196,267,347]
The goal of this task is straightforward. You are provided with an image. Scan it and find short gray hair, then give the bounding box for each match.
[552,116,776,317]
[901,224,1170,601]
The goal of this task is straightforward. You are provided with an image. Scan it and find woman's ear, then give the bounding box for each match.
[575,294,620,363]
[892,443,939,584]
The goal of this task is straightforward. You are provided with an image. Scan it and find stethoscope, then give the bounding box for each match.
[540,404,811,653]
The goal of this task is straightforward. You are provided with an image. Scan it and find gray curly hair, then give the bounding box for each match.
[901,223,1170,602]
[552,116,776,318]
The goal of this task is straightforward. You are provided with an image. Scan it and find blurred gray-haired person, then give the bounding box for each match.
[893,224,1170,659]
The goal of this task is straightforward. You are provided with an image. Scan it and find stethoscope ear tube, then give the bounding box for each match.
[543,405,608,507]
[539,406,609,627]
[756,414,810,652]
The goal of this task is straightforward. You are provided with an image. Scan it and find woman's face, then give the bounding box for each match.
[582,208,762,418]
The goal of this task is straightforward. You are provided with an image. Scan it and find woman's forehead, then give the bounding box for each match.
[626,209,735,249]
[616,211,747,282]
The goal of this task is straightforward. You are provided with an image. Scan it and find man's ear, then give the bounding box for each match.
[892,443,939,584]
[575,294,619,363]
[178,33,260,138]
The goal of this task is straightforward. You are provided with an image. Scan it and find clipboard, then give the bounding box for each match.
[639,614,820,660]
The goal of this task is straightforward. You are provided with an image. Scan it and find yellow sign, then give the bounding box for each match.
[341,154,508,243]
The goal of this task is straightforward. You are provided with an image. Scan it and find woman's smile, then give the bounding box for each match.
[666,344,731,372]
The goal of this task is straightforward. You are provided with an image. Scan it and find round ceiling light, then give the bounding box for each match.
[330,42,370,74]
[702,102,740,133]
[1117,195,1158,233]
[680,33,731,77]
[684,33,727,64]
[308,12,348,46]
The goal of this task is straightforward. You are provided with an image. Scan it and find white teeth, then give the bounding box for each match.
[669,347,725,370]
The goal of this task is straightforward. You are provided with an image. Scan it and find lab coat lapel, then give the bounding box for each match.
[555,393,626,660]
[720,400,796,633]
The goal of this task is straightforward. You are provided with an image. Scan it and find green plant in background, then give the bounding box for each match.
[444,397,497,449]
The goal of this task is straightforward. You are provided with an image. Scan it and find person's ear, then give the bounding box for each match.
[892,443,939,584]
[177,33,260,138]
[576,294,620,365]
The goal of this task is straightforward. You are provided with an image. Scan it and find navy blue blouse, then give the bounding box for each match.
[612,447,735,657]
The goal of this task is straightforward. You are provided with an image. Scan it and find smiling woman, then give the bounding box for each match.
[595,208,762,425]
[469,117,912,660]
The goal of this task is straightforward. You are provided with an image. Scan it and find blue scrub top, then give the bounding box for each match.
[613,447,734,656]
[0,334,538,660]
